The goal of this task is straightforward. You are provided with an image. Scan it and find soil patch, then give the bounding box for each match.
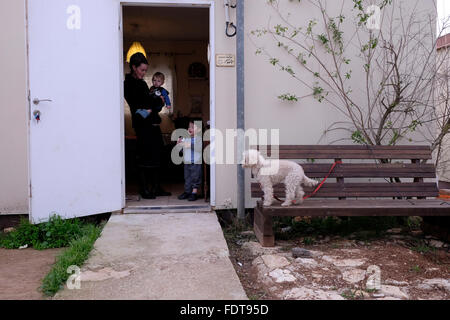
[0,248,63,300]
[226,233,450,300]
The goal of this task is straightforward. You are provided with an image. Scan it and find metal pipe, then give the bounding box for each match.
[236,0,245,220]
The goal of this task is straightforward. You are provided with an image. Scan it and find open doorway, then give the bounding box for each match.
[121,5,211,210]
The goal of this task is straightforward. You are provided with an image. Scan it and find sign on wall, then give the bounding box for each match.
[216,54,235,67]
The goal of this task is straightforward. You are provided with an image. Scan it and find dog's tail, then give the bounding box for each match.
[302,175,319,187]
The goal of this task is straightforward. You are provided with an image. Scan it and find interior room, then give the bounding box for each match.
[122,5,210,208]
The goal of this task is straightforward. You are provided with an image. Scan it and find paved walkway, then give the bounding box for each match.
[54,213,247,300]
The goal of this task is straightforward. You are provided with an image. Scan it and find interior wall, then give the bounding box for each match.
[0,0,29,214]
[123,40,210,136]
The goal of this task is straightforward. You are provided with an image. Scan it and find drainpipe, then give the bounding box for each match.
[236,0,245,220]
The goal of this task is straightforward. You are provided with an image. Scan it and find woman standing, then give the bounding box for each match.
[124,52,171,199]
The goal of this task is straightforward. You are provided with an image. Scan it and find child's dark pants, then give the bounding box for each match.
[184,164,202,193]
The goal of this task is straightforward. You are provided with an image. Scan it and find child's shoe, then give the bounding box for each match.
[188,193,198,201]
[178,192,190,200]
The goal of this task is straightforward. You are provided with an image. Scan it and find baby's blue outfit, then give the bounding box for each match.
[150,86,171,107]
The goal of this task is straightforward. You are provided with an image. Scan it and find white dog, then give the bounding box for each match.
[242,149,318,207]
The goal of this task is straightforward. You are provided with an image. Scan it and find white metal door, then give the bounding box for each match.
[27,0,123,223]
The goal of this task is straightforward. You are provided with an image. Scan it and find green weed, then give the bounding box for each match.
[410,265,422,273]
[40,223,104,296]
[0,215,84,250]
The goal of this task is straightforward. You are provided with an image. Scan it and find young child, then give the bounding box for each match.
[177,121,203,201]
[149,72,172,110]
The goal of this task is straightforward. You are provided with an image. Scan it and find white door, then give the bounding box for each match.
[28,0,123,223]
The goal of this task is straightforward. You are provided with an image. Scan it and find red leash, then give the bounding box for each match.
[272,160,342,203]
[302,160,342,200]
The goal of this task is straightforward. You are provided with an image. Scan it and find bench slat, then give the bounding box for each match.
[257,145,432,159]
[256,199,450,216]
[301,163,436,178]
[251,182,439,198]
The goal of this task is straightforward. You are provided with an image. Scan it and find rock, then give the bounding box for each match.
[354,290,371,299]
[340,249,362,255]
[420,279,450,292]
[387,228,402,234]
[3,227,15,233]
[281,226,292,233]
[311,273,323,281]
[384,279,409,286]
[242,241,280,256]
[268,286,279,293]
[377,297,402,300]
[342,269,367,284]
[322,255,366,267]
[309,250,324,258]
[428,240,444,248]
[283,287,345,300]
[240,231,255,237]
[416,283,433,291]
[261,255,290,270]
[251,257,274,286]
[292,247,313,258]
[268,269,296,283]
[295,258,319,268]
[379,285,409,299]
[389,235,404,240]
[288,269,308,281]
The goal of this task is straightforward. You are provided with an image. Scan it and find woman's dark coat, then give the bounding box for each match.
[124,73,165,167]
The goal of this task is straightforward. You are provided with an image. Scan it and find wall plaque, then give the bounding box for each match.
[216,54,235,67]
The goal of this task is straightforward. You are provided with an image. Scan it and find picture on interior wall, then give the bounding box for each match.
[189,95,203,116]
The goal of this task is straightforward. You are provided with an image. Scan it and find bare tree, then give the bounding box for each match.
[250,0,450,166]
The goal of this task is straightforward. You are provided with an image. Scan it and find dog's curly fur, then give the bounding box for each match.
[242,149,318,207]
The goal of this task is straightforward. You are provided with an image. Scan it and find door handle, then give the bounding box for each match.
[33,98,53,105]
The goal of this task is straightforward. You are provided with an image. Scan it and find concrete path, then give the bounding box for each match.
[54,213,247,300]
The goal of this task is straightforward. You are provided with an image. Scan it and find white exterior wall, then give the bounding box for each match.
[436,45,450,182]
[0,0,437,213]
[243,0,437,207]
[0,0,29,214]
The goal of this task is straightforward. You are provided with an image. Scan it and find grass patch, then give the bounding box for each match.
[341,289,358,300]
[409,264,422,273]
[0,215,85,250]
[218,210,254,243]
[0,214,108,297]
[410,239,436,254]
[41,223,104,296]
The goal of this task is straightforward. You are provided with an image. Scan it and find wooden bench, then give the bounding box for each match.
[251,145,450,247]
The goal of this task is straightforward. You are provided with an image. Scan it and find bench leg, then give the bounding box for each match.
[254,206,275,247]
